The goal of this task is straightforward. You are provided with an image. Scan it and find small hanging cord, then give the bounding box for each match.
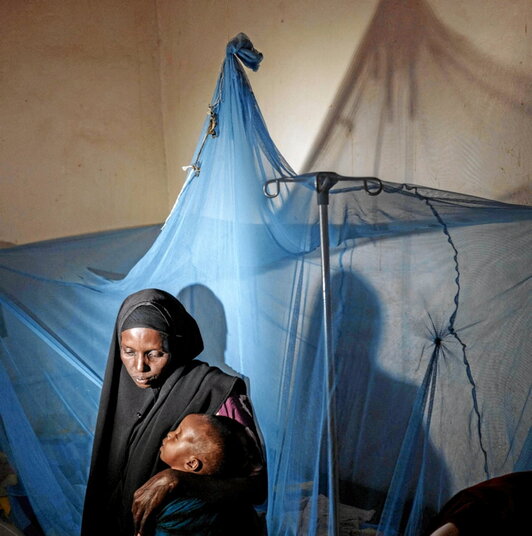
[183,105,219,178]
[207,105,218,137]
[182,69,225,178]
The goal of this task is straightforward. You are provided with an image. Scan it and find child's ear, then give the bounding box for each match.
[185,456,202,472]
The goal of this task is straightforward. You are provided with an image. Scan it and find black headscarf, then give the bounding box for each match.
[81,289,243,535]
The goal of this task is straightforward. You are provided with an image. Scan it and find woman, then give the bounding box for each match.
[81,289,265,535]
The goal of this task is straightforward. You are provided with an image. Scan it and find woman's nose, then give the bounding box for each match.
[134,355,148,372]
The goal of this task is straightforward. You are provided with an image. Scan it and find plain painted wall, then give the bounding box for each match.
[1,0,530,244]
[1,0,166,245]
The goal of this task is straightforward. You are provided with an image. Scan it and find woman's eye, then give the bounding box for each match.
[148,352,162,359]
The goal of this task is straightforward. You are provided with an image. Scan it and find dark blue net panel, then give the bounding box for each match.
[0,33,530,536]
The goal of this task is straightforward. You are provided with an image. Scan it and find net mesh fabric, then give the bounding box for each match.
[0,28,530,536]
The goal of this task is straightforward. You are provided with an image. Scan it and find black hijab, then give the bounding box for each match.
[81,289,243,535]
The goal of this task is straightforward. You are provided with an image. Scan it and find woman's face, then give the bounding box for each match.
[120,327,171,388]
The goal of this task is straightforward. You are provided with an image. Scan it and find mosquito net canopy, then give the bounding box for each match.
[0,31,530,536]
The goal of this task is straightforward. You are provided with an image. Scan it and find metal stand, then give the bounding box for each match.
[263,172,382,536]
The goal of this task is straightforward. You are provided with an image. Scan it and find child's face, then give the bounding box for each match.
[160,414,211,472]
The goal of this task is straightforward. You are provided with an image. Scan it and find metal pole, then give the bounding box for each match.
[263,171,382,536]
[317,173,340,536]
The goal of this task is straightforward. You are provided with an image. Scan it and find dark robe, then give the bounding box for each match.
[81,289,243,536]
[425,471,532,536]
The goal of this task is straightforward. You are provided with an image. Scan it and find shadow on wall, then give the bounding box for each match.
[274,264,450,533]
[499,184,531,204]
[302,0,531,204]
[177,284,240,378]
[330,268,450,531]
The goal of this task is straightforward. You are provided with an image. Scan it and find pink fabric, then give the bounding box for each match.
[216,393,255,429]
[217,392,264,475]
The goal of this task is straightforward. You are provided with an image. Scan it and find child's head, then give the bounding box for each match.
[159,413,253,477]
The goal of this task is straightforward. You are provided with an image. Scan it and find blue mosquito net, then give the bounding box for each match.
[0,33,530,536]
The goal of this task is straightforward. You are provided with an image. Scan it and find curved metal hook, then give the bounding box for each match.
[263,179,280,198]
[363,178,383,196]
[263,174,383,199]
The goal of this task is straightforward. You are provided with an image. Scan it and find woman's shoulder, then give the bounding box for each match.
[186,360,245,387]
[176,360,247,406]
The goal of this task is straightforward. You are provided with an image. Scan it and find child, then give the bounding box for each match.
[155,413,263,535]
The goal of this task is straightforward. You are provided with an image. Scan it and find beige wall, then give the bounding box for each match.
[1,0,166,245]
[1,0,530,244]
[159,0,531,205]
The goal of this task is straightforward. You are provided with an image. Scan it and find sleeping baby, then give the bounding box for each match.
[154,413,262,536]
